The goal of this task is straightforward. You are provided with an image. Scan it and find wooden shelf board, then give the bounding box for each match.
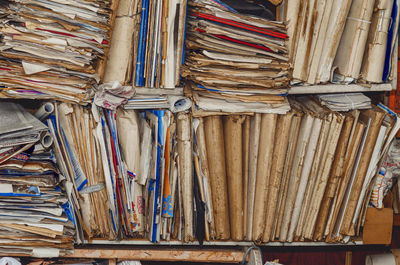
[288,83,393,94]
[64,247,245,263]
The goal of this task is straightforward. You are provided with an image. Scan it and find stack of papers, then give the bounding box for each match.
[182,0,289,110]
[0,0,116,103]
[133,0,187,88]
[47,103,116,241]
[125,97,170,109]
[0,102,47,150]
[286,0,399,84]
[0,102,74,257]
[0,97,391,247]
[124,88,191,113]
[316,93,372,112]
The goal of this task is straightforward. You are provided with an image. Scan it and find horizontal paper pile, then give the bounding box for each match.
[0,102,74,256]
[316,93,372,112]
[124,88,192,112]
[182,0,290,111]
[0,0,116,103]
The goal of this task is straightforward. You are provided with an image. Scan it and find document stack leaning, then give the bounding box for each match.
[0,102,74,257]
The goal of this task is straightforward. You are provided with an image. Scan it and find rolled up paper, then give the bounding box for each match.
[223,115,245,241]
[103,16,135,84]
[263,112,293,242]
[34,102,54,121]
[40,131,53,149]
[168,96,192,113]
[204,115,230,240]
[177,112,194,242]
[246,113,261,240]
[252,113,277,241]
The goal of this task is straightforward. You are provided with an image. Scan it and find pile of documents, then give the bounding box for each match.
[182,0,290,111]
[191,97,400,243]
[0,0,117,103]
[105,0,187,88]
[48,103,116,242]
[285,0,399,84]
[133,0,187,88]
[316,93,372,112]
[49,103,195,242]
[39,97,399,245]
[124,88,192,113]
[0,102,74,256]
[91,108,196,243]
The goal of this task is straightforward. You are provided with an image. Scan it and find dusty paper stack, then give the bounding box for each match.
[51,105,206,243]
[48,103,116,242]
[284,0,354,84]
[11,97,396,245]
[0,102,74,257]
[123,88,192,113]
[284,0,399,84]
[87,107,195,243]
[334,0,396,83]
[102,0,189,113]
[134,0,187,88]
[316,93,372,112]
[0,0,118,103]
[193,97,399,243]
[108,0,187,88]
[182,0,290,112]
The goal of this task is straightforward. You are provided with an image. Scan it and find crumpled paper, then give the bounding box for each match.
[94,81,135,110]
[0,257,21,265]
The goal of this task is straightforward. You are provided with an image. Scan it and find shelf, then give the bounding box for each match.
[64,247,245,263]
[288,83,393,94]
[84,239,363,247]
[133,83,393,96]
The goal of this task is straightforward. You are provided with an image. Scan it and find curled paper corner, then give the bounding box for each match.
[22,61,51,75]
[168,96,192,113]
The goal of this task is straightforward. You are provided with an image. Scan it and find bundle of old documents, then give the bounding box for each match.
[285,0,399,85]
[47,103,116,242]
[316,93,372,112]
[104,0,187,88]
[26,96,397,245]
[0,0,117,103]
[188,97,399,243]
[1,0,400,253]
[182,0,290,112]
[0,102,74,257]
[132,0,187,88]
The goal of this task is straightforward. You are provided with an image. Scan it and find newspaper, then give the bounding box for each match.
[0,103,48,148]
